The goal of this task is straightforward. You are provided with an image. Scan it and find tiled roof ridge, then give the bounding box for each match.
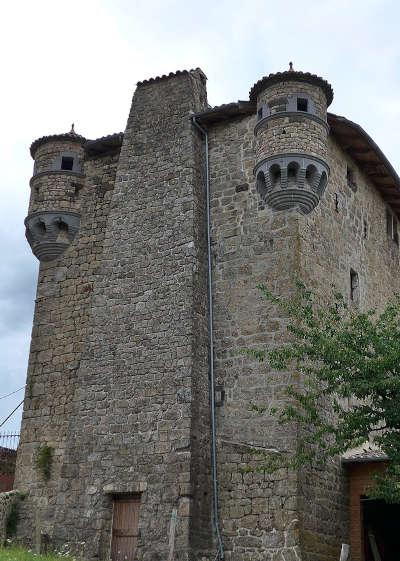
[249,70,334,106]
[137,67,207,86]
[85,132,124,145]
[30,131,86,158]
[84,132,124,157]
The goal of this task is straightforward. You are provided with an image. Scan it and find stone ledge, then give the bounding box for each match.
[103,482,147,494]
[254,111,330,135]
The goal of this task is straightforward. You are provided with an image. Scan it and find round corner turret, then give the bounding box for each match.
[26,128,86,262]
[251,67,332,215]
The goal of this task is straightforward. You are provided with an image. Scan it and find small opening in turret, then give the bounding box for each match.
[317,172,328,196]
[297,98,308,112]
[287,162,300,188]
[257,107,263,120]
[269,164,281,187]
[256,171,267,200]
[35,221,46,235]
[61,156,74,171]
[306,164,318,188]
[58,221,69,233]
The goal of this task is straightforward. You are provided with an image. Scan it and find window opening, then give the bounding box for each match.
[317,172,328,196]
[334,193,341,212]
[386,208,399,246]
[257,107,263,120]
[58,221,68,232]
[297,98,308,112]
[61,156,74,171]
[363,219,368,239]
[268,97,287,114]
[287,162,299,188]
[347,166,357,192]
[269,164,281,187]
[350,269,359,304]
[256,171,267,199]
[36,221,46,235]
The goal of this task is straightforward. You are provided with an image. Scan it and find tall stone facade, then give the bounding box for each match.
[13,67,400,561]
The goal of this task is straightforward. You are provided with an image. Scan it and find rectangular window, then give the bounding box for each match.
[111,495,140,561]
[363,219,368,239]
[350,269,359,304]
[268,97,287,114]
[257,107,263,120]
[297,98,308,112]
[61,156,74,171]
[386,208,399,246]
[346,166,357,192]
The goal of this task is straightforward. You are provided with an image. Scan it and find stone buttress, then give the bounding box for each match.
[16,69,214,560]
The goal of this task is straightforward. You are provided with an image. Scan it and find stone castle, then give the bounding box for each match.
[13,66,400,561]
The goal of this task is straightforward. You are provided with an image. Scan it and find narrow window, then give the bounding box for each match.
[386,208,393,238]
[346,166,357,192]
[256,171,267,200]
[350,269,359,304]
[257,107,263,120]
[287,162,299,188]
[269,164,281,187]
[363,219,368,239]
[35,221,46,235]
[61,156,74,171]
[58,221,68,233]
[297,98,308,112]
[386,208,399,246]
[394,216,399,246]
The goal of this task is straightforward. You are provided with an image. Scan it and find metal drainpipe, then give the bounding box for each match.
[192,116,224,560]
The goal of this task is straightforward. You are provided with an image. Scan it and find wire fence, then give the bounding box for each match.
[0,431,20,451]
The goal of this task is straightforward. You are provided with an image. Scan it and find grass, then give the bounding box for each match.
[0,546,76,561]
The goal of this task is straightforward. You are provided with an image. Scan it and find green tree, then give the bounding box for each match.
[247,281,400,502]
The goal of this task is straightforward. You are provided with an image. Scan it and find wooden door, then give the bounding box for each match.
[111,495,140,561]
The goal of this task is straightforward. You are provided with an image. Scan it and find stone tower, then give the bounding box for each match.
[26,129,85,261]
[13,66,400,561]
[251,69,332,214]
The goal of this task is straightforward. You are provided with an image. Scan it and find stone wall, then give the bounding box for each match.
[14,144,121,549]
[208,113,302,561]
[20,69,213,561]
[296,135,400,560]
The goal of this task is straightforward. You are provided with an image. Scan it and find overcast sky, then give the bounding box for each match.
[1,0,400,434]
